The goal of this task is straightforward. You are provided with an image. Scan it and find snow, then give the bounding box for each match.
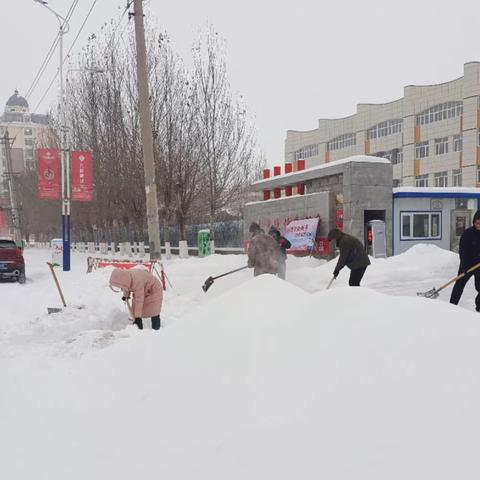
[253,154,390,186]
[2,245,480,479]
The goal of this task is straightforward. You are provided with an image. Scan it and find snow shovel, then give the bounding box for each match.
[326,276,336,290]
[202,266,248,292]
[417,262,480,299]
[47,262,67,312]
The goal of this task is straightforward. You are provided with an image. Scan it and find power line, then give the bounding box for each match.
[33,0,100,114]
[25,0,80,101]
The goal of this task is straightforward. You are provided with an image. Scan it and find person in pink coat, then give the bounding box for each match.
[109,268,163,330]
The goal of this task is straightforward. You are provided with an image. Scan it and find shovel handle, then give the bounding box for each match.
[47,262,67,307]
[326,276,336,290]
[437,261,480,293]
[124,298,135,320]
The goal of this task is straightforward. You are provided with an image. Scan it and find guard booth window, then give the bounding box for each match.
[401,212,441,240]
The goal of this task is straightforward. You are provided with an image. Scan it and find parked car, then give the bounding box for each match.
[0,238,26,283]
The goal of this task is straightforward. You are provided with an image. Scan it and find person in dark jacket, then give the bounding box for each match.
[327,228,371,286]
[268,226,292,280]
[450,210,480,310]
[248,222,279,276]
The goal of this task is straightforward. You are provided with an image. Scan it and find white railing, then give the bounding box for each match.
[25,241,244,256]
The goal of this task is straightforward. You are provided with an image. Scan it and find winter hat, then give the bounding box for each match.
[473,211,480,224]
[249,222,261,234]
[327,228,343,241]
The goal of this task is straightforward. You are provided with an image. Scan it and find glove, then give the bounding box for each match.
[333,270,339,279]
[122,296,130,301]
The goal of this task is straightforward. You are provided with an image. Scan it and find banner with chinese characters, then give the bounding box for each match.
[71,151,93,201]
[284,217,319,252]
[37,148,61,200]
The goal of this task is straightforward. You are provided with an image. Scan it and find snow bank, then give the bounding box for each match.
[3,250,480,479]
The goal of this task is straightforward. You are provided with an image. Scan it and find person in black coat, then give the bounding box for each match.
[268,226,291,280]
[450,210,480,310]
[327,228,371,286]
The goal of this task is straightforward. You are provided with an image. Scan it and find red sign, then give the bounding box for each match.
[335,208,344,230]
[71,151,93,201]
[37,148,61,200]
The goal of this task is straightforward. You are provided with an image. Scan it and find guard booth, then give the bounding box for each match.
[365,220,386,258]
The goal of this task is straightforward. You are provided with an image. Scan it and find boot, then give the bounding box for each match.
[151,315,161,330]
[133,317,143,330]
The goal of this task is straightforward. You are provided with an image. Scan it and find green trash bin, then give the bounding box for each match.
[198,229,211,257]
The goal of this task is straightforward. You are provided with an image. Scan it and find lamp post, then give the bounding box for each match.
[33,0,71,270]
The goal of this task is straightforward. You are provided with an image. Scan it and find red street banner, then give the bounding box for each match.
[71,151,93,201]
[37,148,61,200]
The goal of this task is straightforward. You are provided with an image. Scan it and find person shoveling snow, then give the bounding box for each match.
[449,209,480,310]
[109,268,163,330]
[247,222,279,277]
[327,228,371,286]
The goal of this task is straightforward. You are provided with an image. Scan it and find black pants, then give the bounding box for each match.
[449,268,480,310]
[349,266,367,286]
[134,315,161,330]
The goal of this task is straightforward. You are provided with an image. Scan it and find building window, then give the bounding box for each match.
[415,141,429,159]
[453,169,462,186]
[415,174,429,187]
[453,134,463,152]
[373,148,403,165]
[477,166,480,184]
[393,179,402,187]
[434,137,449,155]
[416,101,463,126]
[294,144,318,161]
[434,171,448,187]
[24,138,33,147]
[401,212,441,240]
[367,119,403,140]
[327,133,356,151]
[24,128,32,136]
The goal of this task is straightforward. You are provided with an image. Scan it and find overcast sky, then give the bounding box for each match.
[2,0,479,165]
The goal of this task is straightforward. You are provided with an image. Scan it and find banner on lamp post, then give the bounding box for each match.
[284,217,320,253]
[71,151,93,201]
[37,148,61,200]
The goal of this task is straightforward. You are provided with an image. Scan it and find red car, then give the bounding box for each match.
[0,238,26,283]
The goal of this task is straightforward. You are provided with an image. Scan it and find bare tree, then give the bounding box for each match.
[192,26,259,240]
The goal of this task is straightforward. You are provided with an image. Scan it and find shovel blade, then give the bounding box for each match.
[202,276,214,292]
[47,307,63,314]
[417,288,439,299]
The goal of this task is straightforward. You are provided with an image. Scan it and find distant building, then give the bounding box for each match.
[0,90,49,196]
[285,62,480,189]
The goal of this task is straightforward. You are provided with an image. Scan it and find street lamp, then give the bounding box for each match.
[33,0,71,271]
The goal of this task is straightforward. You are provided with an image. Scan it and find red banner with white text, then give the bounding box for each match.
[37,148,61,200]
[71,151,93,201]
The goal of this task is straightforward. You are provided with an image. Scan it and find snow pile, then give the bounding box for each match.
[2,248,480,479]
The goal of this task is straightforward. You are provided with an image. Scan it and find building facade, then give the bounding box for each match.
[245,156,393,256]
[0,90,49,196]
[285,62,480,189]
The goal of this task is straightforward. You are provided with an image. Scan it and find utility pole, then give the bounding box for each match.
[2,132,22,245]
[33,0,71,270]
[131,0,162,261]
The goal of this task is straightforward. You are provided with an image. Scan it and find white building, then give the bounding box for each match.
[0,90,49,196]
[285,62,480,189]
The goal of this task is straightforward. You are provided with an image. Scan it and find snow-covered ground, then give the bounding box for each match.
[2,245,480,479]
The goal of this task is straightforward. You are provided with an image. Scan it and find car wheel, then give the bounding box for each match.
[18,272,26,284]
